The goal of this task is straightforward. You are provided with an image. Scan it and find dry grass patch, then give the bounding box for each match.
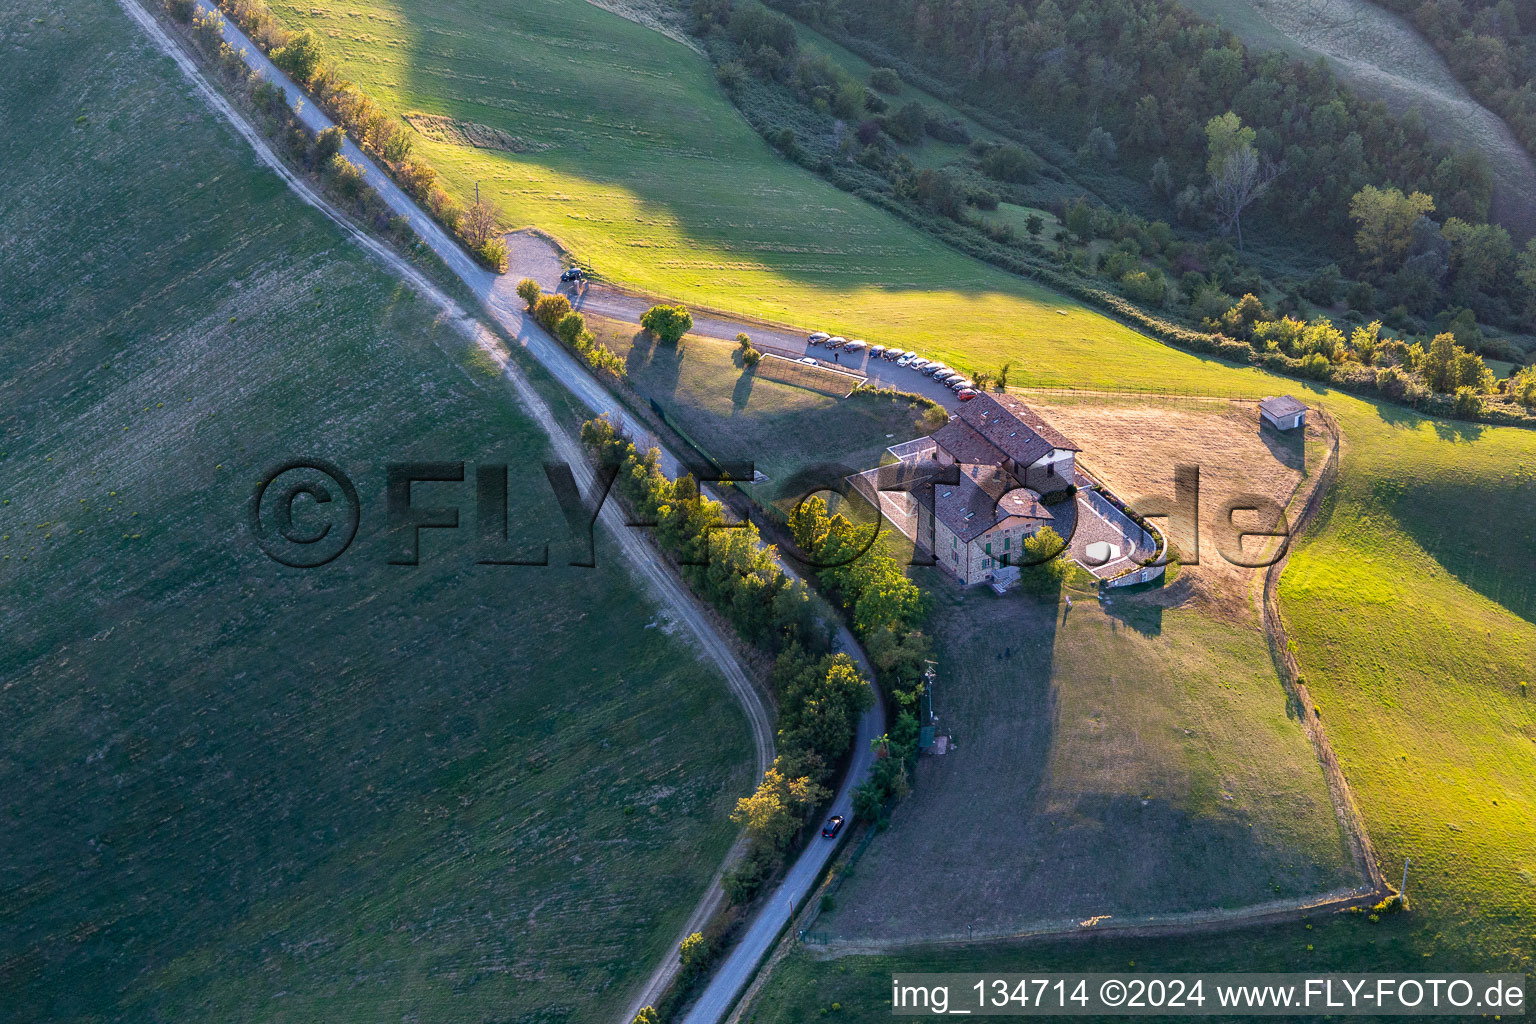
[1024,396,1329,618]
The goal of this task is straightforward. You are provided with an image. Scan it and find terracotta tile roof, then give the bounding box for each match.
[914,463,1055,542]
[989,394,1081,452]
[942,393,1080,472]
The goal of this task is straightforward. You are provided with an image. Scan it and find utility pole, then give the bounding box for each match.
[1402,857,1410,897]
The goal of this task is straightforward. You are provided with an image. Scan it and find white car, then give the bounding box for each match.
[798,356,818,365]
[808,331,829,345]
[908,358,930,370]
[896,354,914,367]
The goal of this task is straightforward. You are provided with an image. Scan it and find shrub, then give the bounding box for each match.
[980,143,1040,184]
[533,293,573,332]
[476,237,508,273]
[869,67,902,94]
[1453,385,1486,419]
[515,277,540,310]
[556,311,586,346]
[1121,269,1167,306]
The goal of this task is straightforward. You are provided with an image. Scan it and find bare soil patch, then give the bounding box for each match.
[403,112,551,153]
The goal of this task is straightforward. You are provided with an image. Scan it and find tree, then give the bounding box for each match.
[533,293,573,332]
[556,311,585,346]
[515,277,540,310]
[1350,186,1436,276]
[272,30,324,86]
[996,361,1013,388]
[641,304,693,344]
[1442,218,1514,299]
[1020,526,1070,596]
[313,126,345,164]
[1205,113,1279,249]
[869,66,902,94]
[1518,238,1536,312]
[731,758,829,850]
[461,183,501,250]
[1024,213,1044,237]
[631,1008,660,1024]
[679,932,709,977]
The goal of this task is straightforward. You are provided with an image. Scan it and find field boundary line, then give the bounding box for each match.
[1259,406,1389,893]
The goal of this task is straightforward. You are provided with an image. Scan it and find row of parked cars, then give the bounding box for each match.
[807,332,979,400]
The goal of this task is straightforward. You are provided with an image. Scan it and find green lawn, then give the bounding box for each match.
[589,316,934,491]
[263,0,1284,391]
[0,3,753,1020]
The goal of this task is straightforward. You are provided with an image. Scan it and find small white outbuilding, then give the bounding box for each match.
[1260,395,1307,431]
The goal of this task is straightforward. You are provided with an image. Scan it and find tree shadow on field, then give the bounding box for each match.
[624,330,683,400]
[731,363,755,412]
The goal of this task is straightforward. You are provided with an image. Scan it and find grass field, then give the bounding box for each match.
[1176,0,1536,239]
[0,3,754,1020]
[587,315,933,490]
[260,0,1294,391]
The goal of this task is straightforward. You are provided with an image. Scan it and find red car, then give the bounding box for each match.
[956,389,979,401]
[821,815,845,838]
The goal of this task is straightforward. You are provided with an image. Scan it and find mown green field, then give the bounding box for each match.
[272,0,1536,988]
[263,0,1289,392]
[0,3,752,1020]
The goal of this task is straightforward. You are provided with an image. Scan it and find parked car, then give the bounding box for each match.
[798,357,818,365]
[896,355,915,367]
[869,344,886,357]
[827,336,848,348]
[950,378,973,390]
[926,365,950,377]
[956,388,978,401]
[808,331,829,345]
[844,340,868,352]
[560,267,585,282]
[899,350,916,361]
[908,358,930,370]
[821,815,845,839]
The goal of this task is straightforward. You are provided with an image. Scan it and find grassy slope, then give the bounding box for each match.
[820,590,1354,942]
[199,0,1536,987]
[0,3,752,1020]
[265,0,1283,391]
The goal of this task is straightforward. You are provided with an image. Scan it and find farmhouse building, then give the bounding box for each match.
[911,394,1081,585]
[1259,395,1307,431]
